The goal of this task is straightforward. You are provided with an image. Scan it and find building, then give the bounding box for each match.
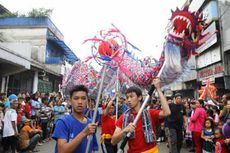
[0,6,78,95]
[170,0,230,98]
[193,0,230,96]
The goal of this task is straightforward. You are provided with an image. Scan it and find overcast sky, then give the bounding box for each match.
[0,0,185,64]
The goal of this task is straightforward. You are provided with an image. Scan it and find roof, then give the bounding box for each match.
[47,38,79,62]
[0,4,12,15]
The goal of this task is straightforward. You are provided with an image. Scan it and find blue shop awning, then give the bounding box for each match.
[47,38,79,62]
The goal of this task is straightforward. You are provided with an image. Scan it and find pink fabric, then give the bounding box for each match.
[214,113,220,123]
[189,107,207,132]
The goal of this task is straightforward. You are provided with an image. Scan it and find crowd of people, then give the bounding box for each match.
[160,93,230,153]
[0,91,69,153]
[0,78,230,153]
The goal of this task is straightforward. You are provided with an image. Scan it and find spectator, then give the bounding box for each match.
[166,92,187,153]
[118,96,129,118]
[2,94,19,153]
[18,119,41,152]
[31,94,41,120]
[0,103,4,143]
[201,118,214,153]
[52,99,65,133]
[214,128,228,153]
[212,106,220,126]
[24,97,32,119]
[84,98,100,123]
[2,93,10,110]
[189,99,207,153]
[40,97,52,142]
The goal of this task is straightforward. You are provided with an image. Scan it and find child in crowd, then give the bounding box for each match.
[0,103,4,143]
[201,118,214,153]
[214,128,228,153]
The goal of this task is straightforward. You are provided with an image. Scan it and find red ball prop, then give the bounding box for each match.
[98,39,119,57]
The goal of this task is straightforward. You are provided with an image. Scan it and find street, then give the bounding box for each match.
[38,140,190,153]
[38,127,190,153]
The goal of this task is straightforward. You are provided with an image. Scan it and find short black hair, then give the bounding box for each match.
[69,85,89,98]
[0,103,4,108]
[42,97,48,103]
[198,98,204,106]
[174,93,182,98]
[25,97,31,103]
[126,86,142,97]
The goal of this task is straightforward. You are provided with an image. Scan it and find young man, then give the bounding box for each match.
[18,119,41,152]
[2,94,19,153]
[101,94,117,153]
[52,85,98,153]
[84,98,100,124]
[166,93,187,153]
[111,78,171,153]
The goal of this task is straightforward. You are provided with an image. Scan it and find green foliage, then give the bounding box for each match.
[27,8,53,17]
[0,12,19,18]
[0,8,53,18]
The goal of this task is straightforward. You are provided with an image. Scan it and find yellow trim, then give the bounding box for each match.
[141,146,158,153]
[100,134,112,143]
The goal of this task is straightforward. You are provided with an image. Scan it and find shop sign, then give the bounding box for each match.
[197,46,221,69]
[189,0,205,12]
[198,63,224,80]
[202,77,215,85]
[202,1,218,24]
[196,22,218,54]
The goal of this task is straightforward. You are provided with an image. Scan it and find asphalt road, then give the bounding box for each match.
[38,140,191,153]
[38,127,191,153]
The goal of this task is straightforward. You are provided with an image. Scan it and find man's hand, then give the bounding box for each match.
[123,123,135,133]
[152,78,161,89]
[82,123,98,136]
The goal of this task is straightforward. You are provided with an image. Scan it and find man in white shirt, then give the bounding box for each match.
[2,94,18,153]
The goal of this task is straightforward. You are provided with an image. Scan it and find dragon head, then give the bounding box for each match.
[169,7,198,40]
[167,7,208,59]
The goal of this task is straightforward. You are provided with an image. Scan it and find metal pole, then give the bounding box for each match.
[116,67,119,121]
[117,61,166,153]
[85,65,107,153]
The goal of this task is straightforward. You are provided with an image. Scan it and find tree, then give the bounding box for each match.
[0,12,19,18]
[0,8,53,18]
[27,8,53,17]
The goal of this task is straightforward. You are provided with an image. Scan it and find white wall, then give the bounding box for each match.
[0,42,31,69]
[0,28,47,63]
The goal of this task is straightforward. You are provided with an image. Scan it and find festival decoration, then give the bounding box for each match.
[198,80,217,100]
[62,61,99,96]
[83,24,128,66]
[62,6,213,153]
[109,7,210,89]
[64,7,211,96]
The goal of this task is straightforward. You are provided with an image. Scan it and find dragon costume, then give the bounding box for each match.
[63,7,211,95]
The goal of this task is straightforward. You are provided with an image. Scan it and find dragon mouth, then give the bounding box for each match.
[169,15,192,39]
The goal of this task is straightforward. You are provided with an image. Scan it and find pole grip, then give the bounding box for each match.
[117,135,129,153]
[148,85,155,96]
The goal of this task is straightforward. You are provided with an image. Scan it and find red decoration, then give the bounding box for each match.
[199,80,217,100]
[98,39,119,57]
